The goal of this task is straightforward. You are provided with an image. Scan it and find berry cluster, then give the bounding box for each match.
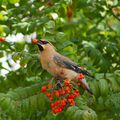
[41,77,83,114]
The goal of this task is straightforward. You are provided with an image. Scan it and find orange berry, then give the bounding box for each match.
[32,39,38,44]
[45,93,52,98]
[47,83,52,89]
[68,99,75,106]
[68,99,73,103]
[78,73,85,80]
[77,82,81,85]
[54,91,60,97]
[74,89,80,97]
[64,79,70,85]
[65,87,70,93]
[0,37,5,42]
[70,101,75,106]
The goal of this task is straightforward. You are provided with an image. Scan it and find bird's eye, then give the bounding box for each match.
[41,39,49,44]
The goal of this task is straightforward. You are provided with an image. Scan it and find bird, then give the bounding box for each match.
[35,39,94,95]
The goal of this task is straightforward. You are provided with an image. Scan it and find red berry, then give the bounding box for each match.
[69,83,73,88]
[52,108,57,114]
[63,98,67,102]
[78,73,85,80]
[56,100,61,105]
[61,90,65,95]
[74,92,80,97]
[45,93,52,98]
[0,37,5,42]
[68,94,75,99]
[41,86,47,92]
[64,79,70,85]
[57,107,62,112]
[70,101,75,106]
[54,101,59,106]
[55,91,60,97]
[73,89,80,97]
[68,99,73,103]
[65,87,70,94]
[61,100,66,107]
[68,99,75,106]
[53,90,57,93]
[50,97,54,101]
[32,39,38,44]
[51,103,55,107]
[75,89,79,93]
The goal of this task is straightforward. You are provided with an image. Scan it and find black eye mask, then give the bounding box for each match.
[40,40,49,44]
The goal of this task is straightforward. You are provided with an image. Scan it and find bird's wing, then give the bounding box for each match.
[53,54,94,78]
[53,54,77,69]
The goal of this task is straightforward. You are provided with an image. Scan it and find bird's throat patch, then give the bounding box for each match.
[38,45,44,51]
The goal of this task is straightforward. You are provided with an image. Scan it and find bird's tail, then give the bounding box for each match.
[80,79,93,96]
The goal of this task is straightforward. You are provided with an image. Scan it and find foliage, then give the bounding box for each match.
[0,0,120,119]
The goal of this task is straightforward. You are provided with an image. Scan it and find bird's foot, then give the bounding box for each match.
[53,75,64,89]
[56,80,62,89]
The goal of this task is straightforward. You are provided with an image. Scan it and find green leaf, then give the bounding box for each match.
[73,110,84,120]
[0,52,4,58]
[98,79,109,97]
[65,106,79,120]
[9,0,20,4]
[0,13,4,21]
[45,20,55,29]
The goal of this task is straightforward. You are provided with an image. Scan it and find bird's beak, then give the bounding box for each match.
[37,40,44,51]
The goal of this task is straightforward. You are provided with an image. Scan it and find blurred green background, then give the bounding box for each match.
[0,0,120,120]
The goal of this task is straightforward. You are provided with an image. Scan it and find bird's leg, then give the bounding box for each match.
[56,80,62,89]
[53,75,64,89]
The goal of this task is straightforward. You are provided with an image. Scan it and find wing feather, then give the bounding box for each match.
[53,54,94,78]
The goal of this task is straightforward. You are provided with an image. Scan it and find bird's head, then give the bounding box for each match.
[37,39,49,51]
[34,39,55,52]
